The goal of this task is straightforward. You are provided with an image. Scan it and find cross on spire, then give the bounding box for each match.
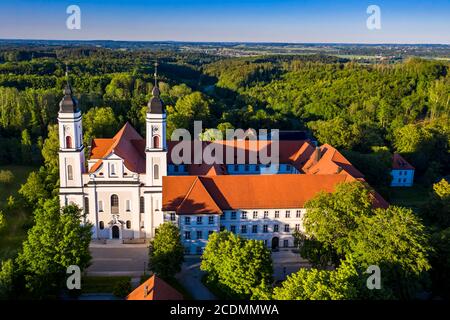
[154,61,158,87]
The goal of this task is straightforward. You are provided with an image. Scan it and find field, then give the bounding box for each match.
[0,165,36,261]
[388,184,430,212]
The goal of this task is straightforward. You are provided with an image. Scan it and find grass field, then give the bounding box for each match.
[388,184,430,212]
[80,276,131,294]
[0,165,36,261]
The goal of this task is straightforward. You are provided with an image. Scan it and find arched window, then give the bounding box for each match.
[111,194,119,214]
[153,135,160,148]
[139,196,145,213]
[154,164,159,179]
[84,197,89,214]
[67,165,73,180]
[110,164,116,176]
[126,220,131,229]
[99,221,104,230]
[66,136,72,149]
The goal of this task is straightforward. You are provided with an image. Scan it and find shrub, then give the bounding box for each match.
[0,170,14,184]
[112,278,132,298]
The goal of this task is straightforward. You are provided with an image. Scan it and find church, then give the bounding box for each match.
[58,71,388,254]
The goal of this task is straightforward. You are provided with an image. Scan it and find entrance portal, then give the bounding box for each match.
[271,237,279,250]
[112,225,120,239]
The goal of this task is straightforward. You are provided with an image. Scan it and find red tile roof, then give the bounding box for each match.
[392,153,415,170]
[163,174,354,214]
[126,275,183,300]
[89,122,146,173]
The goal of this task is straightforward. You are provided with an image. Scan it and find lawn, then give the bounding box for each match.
[0,165,36,261]
[81,276,131,294]
[388,184,430,212]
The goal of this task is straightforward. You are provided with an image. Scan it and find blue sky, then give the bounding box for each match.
[0,0,449,43]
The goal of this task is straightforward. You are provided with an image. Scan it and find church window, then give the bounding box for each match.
[153,135,160,148]
[154,164,159,179]
[99,201,103,212]
[67,165,73,180]
[126,200,131,212]
[139,196,145,213]
[110,164,116,176]
[66,136,72,148]
[99,221,104,230]
[126,220,131,229]
[111,194,119,214]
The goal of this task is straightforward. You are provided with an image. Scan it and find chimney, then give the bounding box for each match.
[144,285,149,298]
[314,146,321,164]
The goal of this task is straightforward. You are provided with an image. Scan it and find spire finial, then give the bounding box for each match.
[64,63,72,95]
[154,60,158,87]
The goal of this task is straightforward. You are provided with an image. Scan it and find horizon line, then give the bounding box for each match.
[1,38,449,46]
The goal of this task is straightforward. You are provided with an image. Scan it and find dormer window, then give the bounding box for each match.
[111,164,116,176]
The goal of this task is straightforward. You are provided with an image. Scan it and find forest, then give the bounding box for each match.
[0,45,449,299]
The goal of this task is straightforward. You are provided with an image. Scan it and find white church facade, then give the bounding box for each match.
[58,72,388,254]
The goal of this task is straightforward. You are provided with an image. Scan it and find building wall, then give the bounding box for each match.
[390,169,414,187]
[164,208,306,255]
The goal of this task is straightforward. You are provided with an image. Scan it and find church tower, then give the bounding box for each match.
[144,62,167,237]
[58,66,85,207]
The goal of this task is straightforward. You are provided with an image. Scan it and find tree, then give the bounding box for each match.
[16,198,92,298]
[149,222,184,280]
[307,117,362,150]
[0,211,6,232]
[0,170,14,184]
[82,106,119,145]
[273,255,359,300]
[429,227,450,299]
[303,182,373,256]
[20,129,32,164]
[421,179,450,228]
[0,259,14,299]
[41,124,60,172]
[201,231,273,299]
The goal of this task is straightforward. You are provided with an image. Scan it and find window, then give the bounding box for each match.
[154,164,159,179]
[67,165,73,180]
[196,216,203,225]
[275,210,280,218]
[230,225,236,233]
[126,200,131,212]
[285,211,290,218]
[84,197,89,214]
[263,211,268,219]
[231,212,237,220]
[241,211,247,219]
[263,240,268,247]
[196,246,202,254]
[66,136,72,148]
[185,217,191,225]
[126,220,131,229]
[253,211,258,219]
[170,213,176,221]
[99,201,103,212]
[241,225,247,234]
[274,224,279,232]
[284,224,290,232]
[296,210,301,218]
[184,231,191,240]
[252,225,258,233]
[220,213,226,220]
[263,225,268,233]
[111,164,116,175]
[99,221,104,230]
[153,135,160,148]
[403,178,407,183]
[111,194,119,214]
[283,240,289,248]
[196,231,202,239]
[208,216,214,225]
[140,196,145,213]
[295,224,300,231]
[185,247,191,254]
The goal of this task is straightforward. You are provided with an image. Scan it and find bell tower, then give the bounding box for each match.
[144,62,167,238]
[58,66,85,207]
